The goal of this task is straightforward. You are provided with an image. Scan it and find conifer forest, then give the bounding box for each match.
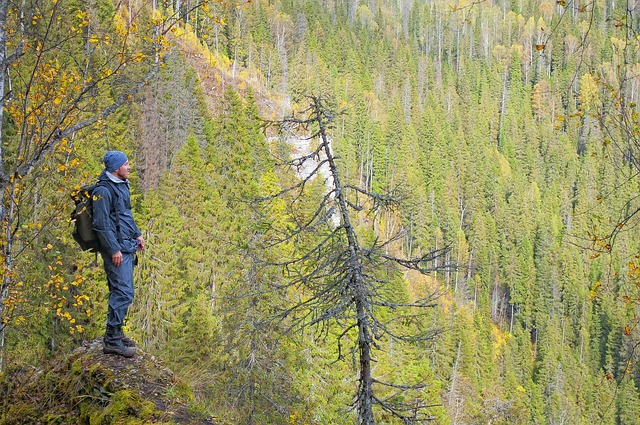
[3,0,640,423]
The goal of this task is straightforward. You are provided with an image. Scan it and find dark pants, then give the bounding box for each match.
[102,251,135,327]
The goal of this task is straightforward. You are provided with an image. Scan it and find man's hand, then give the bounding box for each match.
[136,236,145,251]
[112,251,123,267]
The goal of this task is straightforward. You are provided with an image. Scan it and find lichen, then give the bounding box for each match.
[1,339,214,424]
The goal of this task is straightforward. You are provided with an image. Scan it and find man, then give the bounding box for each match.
[92,150,145,358]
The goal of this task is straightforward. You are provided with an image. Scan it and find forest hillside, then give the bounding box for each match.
[2,0,640,424]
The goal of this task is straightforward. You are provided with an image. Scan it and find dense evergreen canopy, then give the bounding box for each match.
[2,0,640,423]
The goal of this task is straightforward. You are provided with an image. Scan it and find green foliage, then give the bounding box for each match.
[1,340,211,424]
[6,0,640,423]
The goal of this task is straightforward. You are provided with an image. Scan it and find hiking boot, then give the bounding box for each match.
[121,334,136,348]
[116,327,136,347]
[103,325,135,358]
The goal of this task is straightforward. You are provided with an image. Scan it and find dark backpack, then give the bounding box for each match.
[71,182,117,252]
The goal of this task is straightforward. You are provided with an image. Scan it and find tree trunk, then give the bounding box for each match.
[315,100,376,424]
[498,65,509,147]
[356,297,375,424]
[0,0,12,374]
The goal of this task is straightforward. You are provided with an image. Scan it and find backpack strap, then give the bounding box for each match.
[96,180,123,245]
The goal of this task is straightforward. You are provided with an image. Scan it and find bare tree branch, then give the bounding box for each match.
[261,95,452,424]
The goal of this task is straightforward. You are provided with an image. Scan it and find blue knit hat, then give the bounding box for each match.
[103,150,128,172]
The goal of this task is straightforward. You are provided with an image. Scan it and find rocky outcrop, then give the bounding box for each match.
[1,339,214,424]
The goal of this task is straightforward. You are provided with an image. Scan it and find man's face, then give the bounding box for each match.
[113,160,131,180]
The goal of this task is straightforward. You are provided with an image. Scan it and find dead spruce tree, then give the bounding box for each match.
[262,96,452,424]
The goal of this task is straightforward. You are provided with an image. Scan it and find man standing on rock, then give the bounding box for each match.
[93,150,145,358]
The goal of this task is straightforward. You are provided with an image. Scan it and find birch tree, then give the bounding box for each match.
[0,0,210,372]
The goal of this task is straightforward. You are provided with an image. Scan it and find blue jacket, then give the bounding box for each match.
[92,170,142,256]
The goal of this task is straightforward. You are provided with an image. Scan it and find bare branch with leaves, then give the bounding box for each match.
[0,0,213,372]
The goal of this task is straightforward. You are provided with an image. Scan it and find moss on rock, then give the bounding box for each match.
[1,339,214,424]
